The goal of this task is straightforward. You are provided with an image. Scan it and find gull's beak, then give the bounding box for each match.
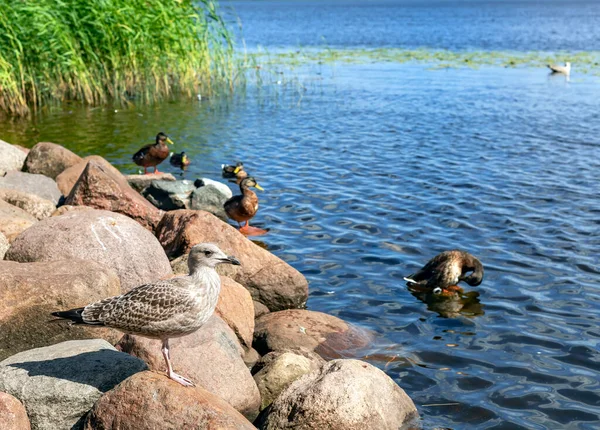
[166,138,174,145]
[222,256,241,266]
[255,184,264,191]
[233,166,241,174]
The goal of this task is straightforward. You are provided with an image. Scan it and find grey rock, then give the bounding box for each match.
[0,232,8,259]
[253,352,321,411]
[142,179,196,210]
[0,140,27,175]
[0,339,147,430]
[190,179,232,221]
[194,177,233,198]
[5,209,172,291]
[0,189,55,220]
[0,171,62,205]
[258,359,418,430]
[126,173,176,193]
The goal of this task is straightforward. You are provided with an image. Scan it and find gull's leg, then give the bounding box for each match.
[161,339,195,387]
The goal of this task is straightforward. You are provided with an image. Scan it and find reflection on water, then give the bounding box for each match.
[409,287,485,319]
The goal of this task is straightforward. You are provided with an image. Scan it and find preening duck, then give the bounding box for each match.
[404,250,484,293]
[133,132,174,174]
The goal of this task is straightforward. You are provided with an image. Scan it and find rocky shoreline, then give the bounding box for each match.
[0,138,418,429]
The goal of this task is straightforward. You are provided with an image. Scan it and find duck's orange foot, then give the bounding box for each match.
[445,285,464,293]
[239,225,268,236]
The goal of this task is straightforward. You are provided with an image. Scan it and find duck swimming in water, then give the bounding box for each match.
[170,152,191,170]
[404,250,484,294]
[222,162,244,178]
[133,132,174,174]
[224,177,266,236]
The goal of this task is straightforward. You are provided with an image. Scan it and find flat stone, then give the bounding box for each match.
[83,371,256,430]
[5,209,172,292]
[51,205,94,217]
[116,315,260,420]
[253,309,373,360]
[141,179,196,210]
[23,142,82,179]
[0,171,62,205]
[0,139,27,175]
[156,210,308,311]
[0,392,30,430]
[126,173,176,192]
[0,188,55,220]
[0,340,147,430]
[258,359,418,430]
[0,259,122,360]
[65,161,163,231]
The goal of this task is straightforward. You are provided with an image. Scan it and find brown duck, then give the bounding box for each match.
[133,132,174,174]
[224,177,266,236]
[404,250,484,294]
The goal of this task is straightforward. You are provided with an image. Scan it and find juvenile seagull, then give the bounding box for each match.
[547,62,571,76]
[404,250,484,294]
[52,243,240,387]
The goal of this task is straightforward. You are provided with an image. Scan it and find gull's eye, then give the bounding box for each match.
[203,251,213,257]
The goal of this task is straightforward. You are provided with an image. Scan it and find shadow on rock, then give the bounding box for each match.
[4,349,143,392]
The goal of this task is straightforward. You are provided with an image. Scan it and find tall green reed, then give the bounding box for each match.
[0,0,235,116]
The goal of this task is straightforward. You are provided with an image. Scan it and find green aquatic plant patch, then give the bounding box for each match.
[249,48,600,74]
[0,0,235,116]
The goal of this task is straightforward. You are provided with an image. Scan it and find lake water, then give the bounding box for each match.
[2,1,600,428]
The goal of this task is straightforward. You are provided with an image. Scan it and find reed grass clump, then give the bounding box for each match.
[0,0,235,116]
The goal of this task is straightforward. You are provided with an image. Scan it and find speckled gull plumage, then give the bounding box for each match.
[52,243,241,387]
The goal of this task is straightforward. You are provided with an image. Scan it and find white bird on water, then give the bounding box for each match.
[547,61,571,76]
[52,243,241,387]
